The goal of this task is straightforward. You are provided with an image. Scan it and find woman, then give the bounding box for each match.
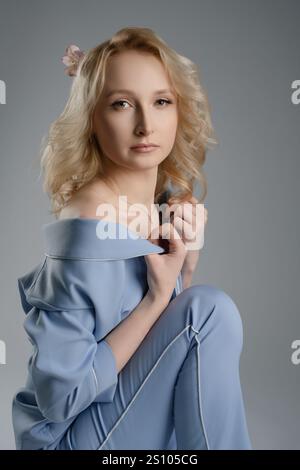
[12,27,252,450]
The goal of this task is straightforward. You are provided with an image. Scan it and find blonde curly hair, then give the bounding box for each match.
[40,26,218,217]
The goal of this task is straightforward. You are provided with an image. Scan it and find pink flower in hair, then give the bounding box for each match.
[61,44,85,77]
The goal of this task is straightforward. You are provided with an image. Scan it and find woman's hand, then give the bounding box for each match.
[168,196,208,289]
[144,223,187,307]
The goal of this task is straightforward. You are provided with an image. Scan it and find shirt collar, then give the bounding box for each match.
[42,218,166,260]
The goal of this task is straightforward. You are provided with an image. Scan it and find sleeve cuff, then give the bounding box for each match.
[93,339,118,403]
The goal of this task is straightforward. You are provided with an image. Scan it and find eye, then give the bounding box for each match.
[156,98,172,107]
[110,98,173,110]
[111,100,130,109]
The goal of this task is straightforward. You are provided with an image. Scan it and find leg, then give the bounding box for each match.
[173,285,252,449]
[56,284,252,450]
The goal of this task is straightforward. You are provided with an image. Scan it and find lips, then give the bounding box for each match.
[130,144,159,149]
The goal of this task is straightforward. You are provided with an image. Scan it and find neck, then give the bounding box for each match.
[100,159,158,209]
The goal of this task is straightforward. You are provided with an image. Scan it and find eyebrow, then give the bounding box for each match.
[105,88,175,98]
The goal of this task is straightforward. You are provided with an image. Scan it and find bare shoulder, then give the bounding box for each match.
[58,178,112,220]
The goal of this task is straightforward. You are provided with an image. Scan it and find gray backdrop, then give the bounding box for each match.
[0,0,299,450]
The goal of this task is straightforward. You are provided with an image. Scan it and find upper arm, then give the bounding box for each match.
[17,256,125,422]
[23,307,119,422]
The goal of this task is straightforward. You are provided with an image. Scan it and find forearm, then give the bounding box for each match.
[181,267,194,290]
[104,292,169,374]
[181,250,200,289]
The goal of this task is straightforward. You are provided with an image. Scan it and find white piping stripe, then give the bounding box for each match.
[193,333,210,450]
[92,366,99,393]
[44,252,163,261]
[97,324,208,450]
[98,325,191,449]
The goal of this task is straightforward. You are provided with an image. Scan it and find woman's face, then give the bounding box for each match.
[92,50,178,172]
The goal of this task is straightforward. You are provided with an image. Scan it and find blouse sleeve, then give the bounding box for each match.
[23,307,118,423]
[17,256,125,423]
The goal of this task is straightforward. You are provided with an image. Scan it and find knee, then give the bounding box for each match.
[183,284,244,350]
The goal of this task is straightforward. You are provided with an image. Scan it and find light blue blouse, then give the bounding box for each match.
[12,218,183,450]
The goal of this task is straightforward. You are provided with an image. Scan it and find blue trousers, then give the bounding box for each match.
[56,284,252,450]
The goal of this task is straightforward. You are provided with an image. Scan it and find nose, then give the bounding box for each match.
[134,106,154,136]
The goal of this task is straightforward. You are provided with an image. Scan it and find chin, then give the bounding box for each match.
[121,155,164,170]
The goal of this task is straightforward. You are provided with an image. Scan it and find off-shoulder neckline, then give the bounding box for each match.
[42,216,165,260]
[44,216,158,241]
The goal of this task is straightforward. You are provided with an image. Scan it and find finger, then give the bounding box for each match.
[147,223,162,245]
[173,213,205,251]
[166,199,204,231]
[173,204,194,225]
[173,215,195,241]
[175,203,205,231]
[161,222,186,254]
[144,251,161,268]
